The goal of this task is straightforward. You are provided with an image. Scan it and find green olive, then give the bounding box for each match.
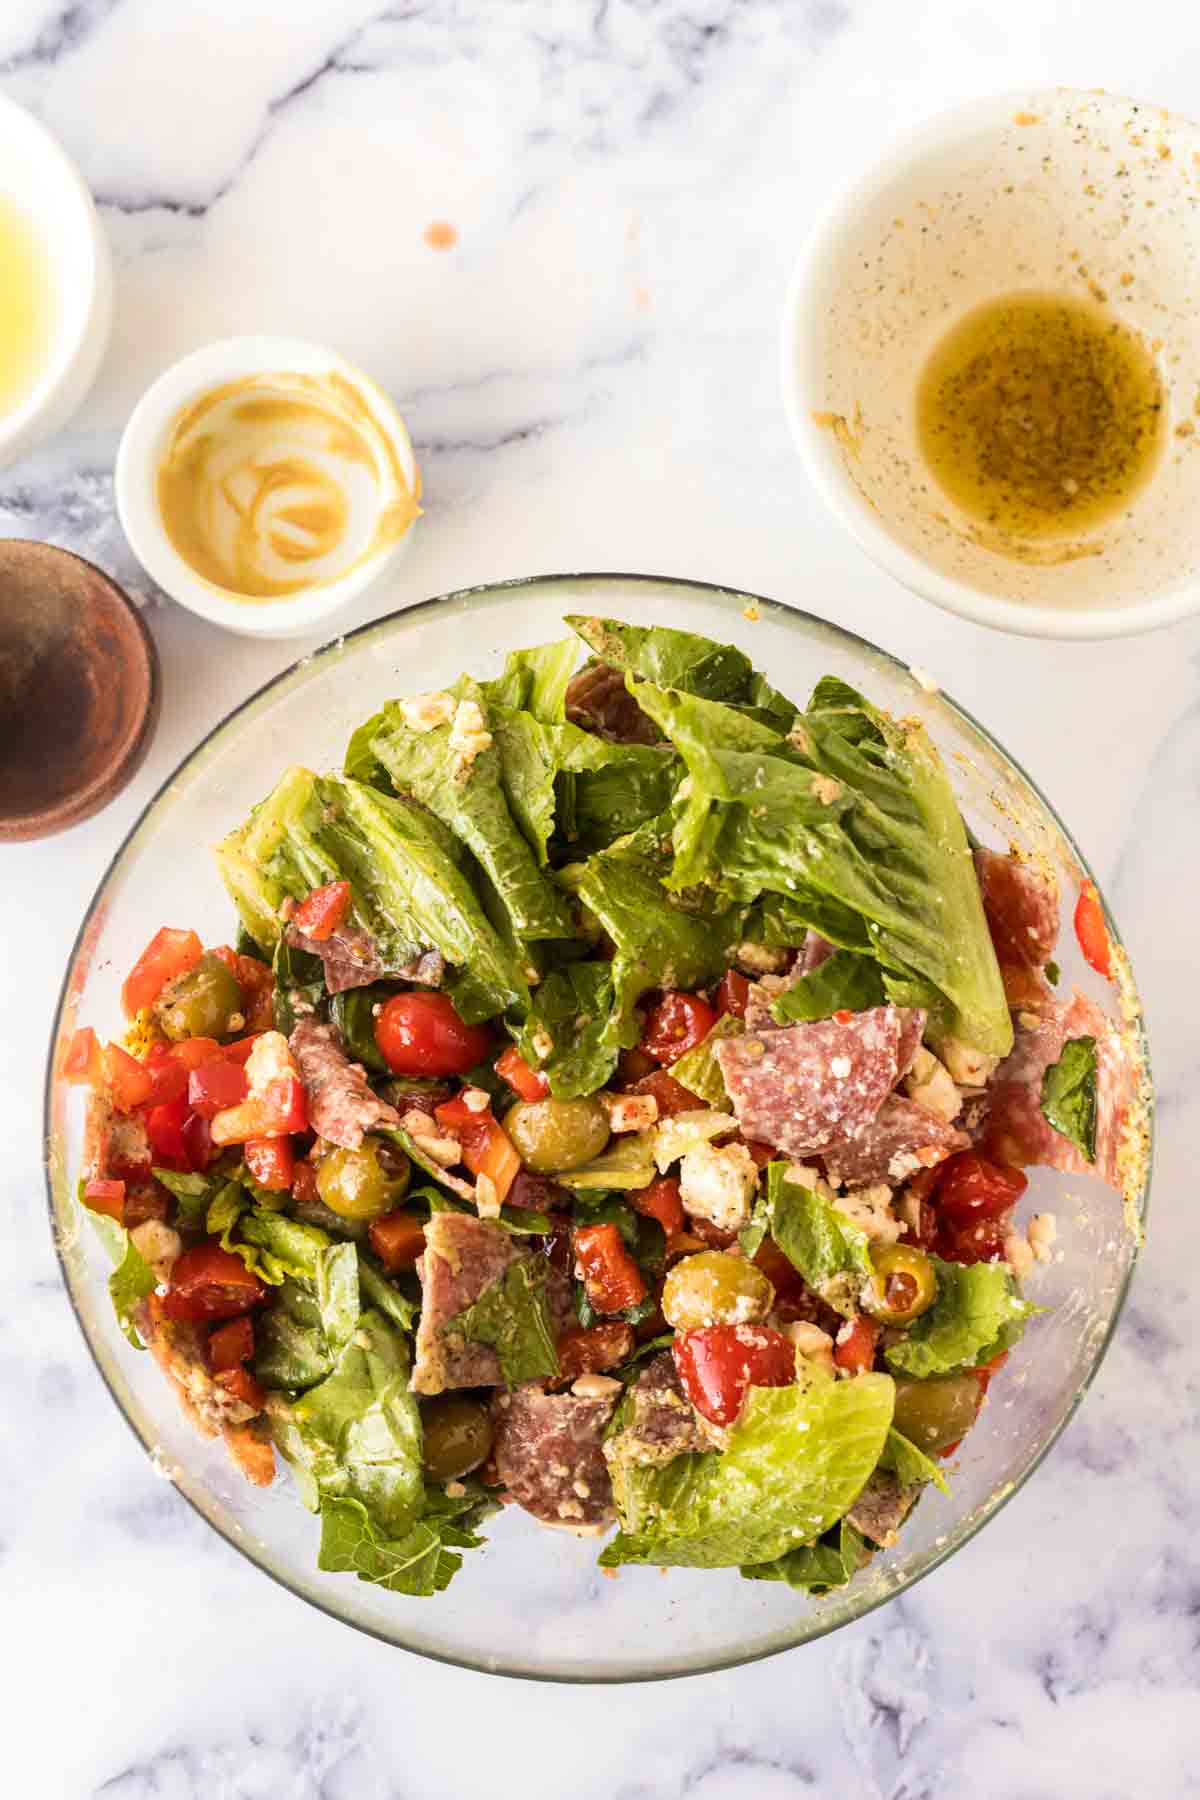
[155,953,243,1042]
[862,1243,938,1326]
[503,1097,610,1173]
[661,1250,775,1332]
[421,1395,494,1481]
[891,1374,981,1453]
[316,1141,410,1221]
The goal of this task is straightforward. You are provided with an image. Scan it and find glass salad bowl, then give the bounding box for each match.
[44,574,1151,1681]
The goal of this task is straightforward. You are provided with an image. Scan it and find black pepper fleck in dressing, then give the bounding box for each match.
[916,290,1166,547]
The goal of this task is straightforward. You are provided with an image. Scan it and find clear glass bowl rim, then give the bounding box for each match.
[43,571,1152,1682]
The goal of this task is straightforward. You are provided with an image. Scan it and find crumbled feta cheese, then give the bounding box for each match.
[1003,1231,1035,1278]
[461,1086,490,1114]
[130,1220,182,1282]
[678,1139,758,1231]
[245,1029,294,1096]
[530,1029,554,1061]
[572,1372,622,1399]
[895,1189,923,1234]
[784,1321,836,1374]
[653,1109,738,1173]
[399,1109,461,1167]
[602,1092,659,1133]
[783,1161,819,1189]
[733,941,789,975]
[398,690,456,732]
[474,1173,500,1219]
[903,1045,963,1122]
[444,1480,467,1499]
[448,697,493,782]
[938,1037,1000,1087]
[1028,1212,1057,1262]
[832,1183,902,1244]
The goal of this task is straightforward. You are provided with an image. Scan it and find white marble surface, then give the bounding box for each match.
[4,2,1199,1794]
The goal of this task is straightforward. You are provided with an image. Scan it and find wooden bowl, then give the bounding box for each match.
[0,540,160,841]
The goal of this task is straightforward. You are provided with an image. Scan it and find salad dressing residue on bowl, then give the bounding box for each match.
[156,371,420,600]
[916,291,1166,555]
[0,192,55,416]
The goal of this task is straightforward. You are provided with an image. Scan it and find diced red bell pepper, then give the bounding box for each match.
[181,1112,216,1171]
[207,1316,254,1372]
[713,969,751,1020]
[973,1349,1010,1396]
[83,1177,126,1223]
[121,927,204,1018]
[63,1026,103,1086]
[291,1159,319,1207]
[187,1058,249,1119]
[623,1070,704,1119]
[140,1041,189,1107]
[833,1314,880,1375]
[434,1095,521,1203]
[554,1322,636,1384]
[573,1222,647,1315]
[632,1175,685,1241]
[495,1045,550,1102]
[102,1042,154,1114]
[1074,880,1112,978]
[145,1095,191,1169]
[641,991,716,1064]
[673,1324,795,1426]
[160,1243,267,1324]
[210,1074,307,1146]
[213,1365,267,1412]
[244,1135,295,1191]
[742,1138,775,1169]
[223,1034,266,1065]
[368,1210,427,1272]
[292,880,352,942]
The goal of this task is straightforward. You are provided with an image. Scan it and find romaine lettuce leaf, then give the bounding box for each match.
[741,1518,868,1592]
[82,1194,158,1349]
[491,708,674,869]
[600,1373,895,1569]
[254,1279,336,1390]
[446,1258,560,1389]
[557,1133,657,1192]
[668,1012,743,1107]
[884,1258,1037,1379]
[356,1254,418,1334]
[767,1162,872,1306]
[769,949,886,1024]
[566,615,794,722]
[880,1426,951,1495]
[514,961,617,1097]
[151,1165,223,1230]
[316,1493,492,1596]
[481,637,578,721]
[1040,1035,1097,1162]
[328,986,392,1072]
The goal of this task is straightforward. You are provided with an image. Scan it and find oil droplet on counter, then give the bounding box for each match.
[0,194,55,416]
[916,291,1166,549]
[424,221,458,251]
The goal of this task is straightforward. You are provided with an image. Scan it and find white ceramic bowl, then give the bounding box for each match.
[0,96,112,468]
[116,336,420,639]
[782,89,1200,639]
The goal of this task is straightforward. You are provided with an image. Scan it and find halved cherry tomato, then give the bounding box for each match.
[368,1209,427,1272]
[103,1042,154,1114]
[375,993,492,1078]
[181,1112,216,1171]
[573,1222,647,1315]
[187,1059,249,1119]
[292,880,352,942]
[833,1314,880,1375]
[495,1045,550,1103]
[936,1216,1009,1265]
[207,1316,254,1372]
[145,1096,190,1169]
[434,1095,521,1202]
[213,1365,267,1411]
[1074,880,1112,978]
[632,1175,685,1240]
[936,1152,1027,1228]
[554,1322,636,1384]
[641,991,716,1064]
[713,970,751,1020]
[244,1135,295,1191]
[160,1243,267,1323]
[121,927,203,1018]
[63,1026,102,1086]
[673,1324,795,1426]
[623,1070,704,1119]
[83,1177,126,1223]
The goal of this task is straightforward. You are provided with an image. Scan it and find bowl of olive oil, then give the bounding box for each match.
[783,89,1200,638]
[0,96,111,468]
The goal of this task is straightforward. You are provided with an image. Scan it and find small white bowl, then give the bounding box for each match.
[782,89,1200,638]
[0,96,112,468]
[116,336,420,639]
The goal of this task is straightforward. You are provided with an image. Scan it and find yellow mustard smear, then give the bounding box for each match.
[0,193,55,415]
[156,370,420,600]
[916,291,1165,550]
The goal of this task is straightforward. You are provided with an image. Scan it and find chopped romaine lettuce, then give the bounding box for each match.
[600,1372,895,1569]
[766,1162,872,1306]
[317,1499,465,1595]
[514,961,617,1098]
[668,1012,743,1107]
[884,1258,1037,1379]
[481,636,578,721]
[254,1279,337,1391]
[81,1192,158,1349]
[880,1426,951,1496]
[557,1133,657,1192]
[151,1165,223,1230]
[446,1258,560,1389]
[1040,1035,1098,1162]
[566,614,794,722]
[741,1517,869,1592]
[769,948,886,1024]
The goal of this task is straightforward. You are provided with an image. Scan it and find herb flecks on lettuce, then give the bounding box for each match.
[1040,1035,1098,1162]
[741,1517,869,1592]
[446,1258,560,1390]
[884,1259,1036,1379]
[766,1162,872,1309]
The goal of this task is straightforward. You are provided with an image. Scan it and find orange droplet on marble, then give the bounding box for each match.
[424,221,458,251]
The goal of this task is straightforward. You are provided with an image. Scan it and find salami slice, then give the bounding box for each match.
[289,1019,399,1150]
[978,989,1133,1188]
[846,1469,918,1547]
[821,1096,969,1187]
[491,1383,618,1528]
[286,922,445,996]
[974,847,1060,1007]
[411,1212,523,1395]
[715,1006,924,1157]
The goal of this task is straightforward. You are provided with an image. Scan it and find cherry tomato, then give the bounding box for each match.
[936,1216,1009,1265]
[121,927,203,1018]
[623,1070,704,1118]
[554,1322,636,1384]
[374,993,492,1078]
[1074,880,1112,978]
[187,1058,249,1119]
[292,880,352,942]
[573,1223,647,1315]
[641,991,716,1064]
[244,1135,295,1191]
[213,1366,267,1412]
[368,1210,427,1272]
[145,1096,190,1169]
[713,970,751,1020]
[615,1046,657,1086]
[495,1045,550,1102]
[123,1184,170,1228]
[207,1316,254,1372]
[83,1177,126,1223]
[833,1313,880,1375]
[632,1175,685,1240]
[160,1244,267,1324]
[936,1152,1028,1228]
[673,1324,795,1426]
